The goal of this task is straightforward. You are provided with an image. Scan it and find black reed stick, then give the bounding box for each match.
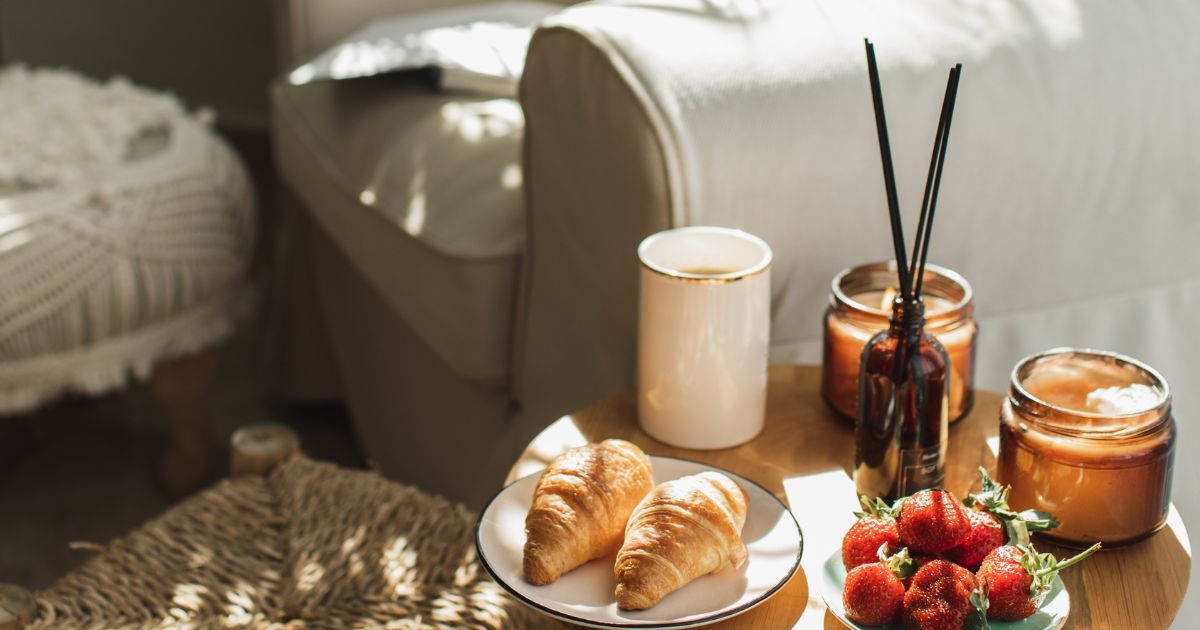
[864,39,911,300]
[913,64,962,298]
[909,64,961,292]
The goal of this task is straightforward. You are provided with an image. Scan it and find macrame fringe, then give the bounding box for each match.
[0,285,252,415]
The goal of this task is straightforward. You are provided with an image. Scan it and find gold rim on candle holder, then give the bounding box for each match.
[638,226,773,283]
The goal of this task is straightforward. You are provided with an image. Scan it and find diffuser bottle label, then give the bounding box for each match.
[898,444,945,496]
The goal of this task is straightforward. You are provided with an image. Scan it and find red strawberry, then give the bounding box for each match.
[897,489,971,554]
[842,496,900,570]
[945,508,1005,570]
[902,559,987,630]
[977,543,1099,621]
[842,547,914,626]
[905,552,943,588]
[964,467,1060,548]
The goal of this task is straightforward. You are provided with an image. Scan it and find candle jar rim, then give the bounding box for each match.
[830,261,973,328]
[1009,347,1172,438]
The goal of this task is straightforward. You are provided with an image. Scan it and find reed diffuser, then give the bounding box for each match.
[854,40,963,502]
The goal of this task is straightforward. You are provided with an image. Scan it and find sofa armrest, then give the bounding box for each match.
[514,20,674,428]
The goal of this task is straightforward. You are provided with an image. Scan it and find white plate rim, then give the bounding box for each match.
[474,454,805,629]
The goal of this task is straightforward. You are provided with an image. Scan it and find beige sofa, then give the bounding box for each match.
[268,0,578,508]
[270,0,1200,534]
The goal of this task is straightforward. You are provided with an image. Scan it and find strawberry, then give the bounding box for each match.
[896,489,971,553]
[902,559,987,629]
[964,467,1059,545]
[842,546,914,626]
[977,543,1099,621]
[945,508,1005,570]
[906,553,944,587]
[843,496,901,570]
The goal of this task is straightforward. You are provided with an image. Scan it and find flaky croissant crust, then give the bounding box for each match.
[523,440,654,585]
[614,471,749,610]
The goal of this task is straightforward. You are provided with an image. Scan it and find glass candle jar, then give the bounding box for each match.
[821,261,977,423]
[998,349,1175,548]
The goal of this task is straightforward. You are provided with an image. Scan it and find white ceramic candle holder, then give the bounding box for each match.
[637,226,772,450]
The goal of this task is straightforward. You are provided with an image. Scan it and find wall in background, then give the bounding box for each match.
[0,0,276,130]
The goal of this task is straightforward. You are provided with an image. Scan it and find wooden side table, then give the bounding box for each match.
[506,365,1191,629]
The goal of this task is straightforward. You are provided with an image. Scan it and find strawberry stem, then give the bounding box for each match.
[1033,543,1101,576]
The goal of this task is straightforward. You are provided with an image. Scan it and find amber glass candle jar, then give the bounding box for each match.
[821,261,977,423]
[998,349,1175,547]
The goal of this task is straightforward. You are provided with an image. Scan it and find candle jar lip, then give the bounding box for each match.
[1009,347,1172,438]
[830,261,973,329]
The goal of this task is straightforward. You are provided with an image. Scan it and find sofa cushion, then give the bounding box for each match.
[272,76,523,382]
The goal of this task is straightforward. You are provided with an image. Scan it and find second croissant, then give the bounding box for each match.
[615,471,749,610]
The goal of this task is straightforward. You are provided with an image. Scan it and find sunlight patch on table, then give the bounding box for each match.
[516,416,589,478]
[1167,504,1192,558]
[783,468,858,616]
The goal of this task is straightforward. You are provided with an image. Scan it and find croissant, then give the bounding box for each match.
[523,440,654,585]
[614,471,749,610]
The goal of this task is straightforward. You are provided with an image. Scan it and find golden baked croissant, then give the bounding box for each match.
[614,471,749,610]
[523,440,654,585]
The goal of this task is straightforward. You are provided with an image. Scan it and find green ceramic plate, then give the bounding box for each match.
[822,551,1069,629]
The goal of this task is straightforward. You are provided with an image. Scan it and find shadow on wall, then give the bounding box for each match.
[0,0,275,129]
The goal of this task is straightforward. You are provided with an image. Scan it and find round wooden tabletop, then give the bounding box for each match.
[506,365,1191,629]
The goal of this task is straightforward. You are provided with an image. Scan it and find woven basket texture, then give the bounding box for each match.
[28,456,556,629]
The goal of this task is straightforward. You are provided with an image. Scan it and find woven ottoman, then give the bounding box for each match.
[0,67,255,492]
[0,425,551,629]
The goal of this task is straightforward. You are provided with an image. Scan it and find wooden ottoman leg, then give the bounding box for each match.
[147,348,219,497]
[0,584,34,630]
[231,424,300,476]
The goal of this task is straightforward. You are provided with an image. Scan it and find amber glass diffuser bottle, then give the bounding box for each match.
[853,41,961,502]
[854,297,950,501]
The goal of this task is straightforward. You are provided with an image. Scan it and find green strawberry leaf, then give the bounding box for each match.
[966,467,1009,509]
[1004,519,1032,548]
[854,495,898,519]
[880,546,916,580]
[1016,545,1048,602]
[970,468,1061,541]
[1017,509,1060,532]
[1018,542,1101,604]
[967,582,991,630]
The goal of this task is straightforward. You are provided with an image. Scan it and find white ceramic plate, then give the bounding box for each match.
[475,455,803,628]
[821,550,1070,629]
